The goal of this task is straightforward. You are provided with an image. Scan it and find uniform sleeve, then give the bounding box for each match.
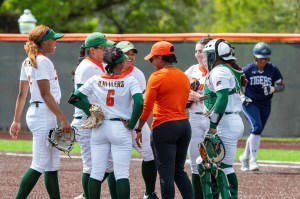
[211,67,232,92]
[273,65,284,84]
[78,76,95,97]
[140,73,161,121]
[133,67,147,95]
[129,77,142,97]
[75,64,96,84]
[20,62,27,81]
[35,58,52,80]
[184,65,194,82]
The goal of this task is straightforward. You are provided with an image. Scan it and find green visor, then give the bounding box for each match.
[116,54,128,64]
[38,29,64,44]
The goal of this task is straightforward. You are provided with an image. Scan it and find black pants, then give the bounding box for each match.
[151,119,193,199]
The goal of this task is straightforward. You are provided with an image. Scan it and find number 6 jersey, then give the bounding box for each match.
[78,73,141,120]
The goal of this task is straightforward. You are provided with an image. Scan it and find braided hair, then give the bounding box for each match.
[104,46,126,74]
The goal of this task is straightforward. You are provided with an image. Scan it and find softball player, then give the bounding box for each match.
[239,42,285,171]
[71,32,115,199]
[9,25,72,199]
[202,38,244,198]
[69,46,143,199]
[184,37,211,199]
[116,41,158,199]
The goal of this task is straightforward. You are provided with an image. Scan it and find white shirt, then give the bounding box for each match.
[20,54,61,104]
[79,74,141,120]
[73,58,105,117]
[185,64,207,113]
[207,66,242,112]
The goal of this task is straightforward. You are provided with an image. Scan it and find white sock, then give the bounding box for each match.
[243,137,250,159]
[249,134,261,160]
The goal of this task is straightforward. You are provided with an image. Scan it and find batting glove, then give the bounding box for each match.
[262,85,275,96]
[241,95,252,106]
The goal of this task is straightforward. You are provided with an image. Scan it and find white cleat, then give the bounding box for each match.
[239,155,249,172]
[73,193,85,199]
[249,159,259,171]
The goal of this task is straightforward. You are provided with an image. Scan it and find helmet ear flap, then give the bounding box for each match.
[215,39,225,57]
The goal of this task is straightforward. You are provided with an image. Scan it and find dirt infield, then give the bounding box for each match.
[1,132,300,199]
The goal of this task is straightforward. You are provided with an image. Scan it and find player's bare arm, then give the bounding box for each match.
[10,80,29,139]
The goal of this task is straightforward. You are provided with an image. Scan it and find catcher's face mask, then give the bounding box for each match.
[205,51,216,71]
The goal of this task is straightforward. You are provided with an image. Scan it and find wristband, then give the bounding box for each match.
[134,128,142,133]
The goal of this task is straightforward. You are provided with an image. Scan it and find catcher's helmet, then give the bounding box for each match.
[203,39,236,71]
[253,42,271,59]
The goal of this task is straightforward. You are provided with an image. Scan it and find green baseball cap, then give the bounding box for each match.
[84,32,115,48]
[116,41,138,53]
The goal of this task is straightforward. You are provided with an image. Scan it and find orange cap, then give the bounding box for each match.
[144,41,175,60]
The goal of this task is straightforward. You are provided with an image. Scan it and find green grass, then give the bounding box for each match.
[1,139,299,162]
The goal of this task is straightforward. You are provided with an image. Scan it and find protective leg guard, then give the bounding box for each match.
[211,164,233,199]
[197,157,218,199]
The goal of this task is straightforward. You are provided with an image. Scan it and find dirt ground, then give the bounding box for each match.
[0,132,300,199]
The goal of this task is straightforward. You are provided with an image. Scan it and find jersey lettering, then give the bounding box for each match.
[98,80,124,88]
[106,89,115,106]
[249,76,272,86]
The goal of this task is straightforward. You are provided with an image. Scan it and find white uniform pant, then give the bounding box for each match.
[90,120,132,181]
[131,122,154,162]
[217,113,244,175]
[71,118,92,174]
[72,118,113,174]
[188,113,209,174]
[26,103,60,173]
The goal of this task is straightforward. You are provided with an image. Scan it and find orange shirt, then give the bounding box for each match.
[140,67,190,129]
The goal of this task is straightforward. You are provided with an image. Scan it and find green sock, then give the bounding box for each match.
[227,173,238,199]
[15,168,42,199]
[116,178,130,199]
[82,173,90,199]
[88,177,102,199]
[107,172,118,199]
[142,160,157,195]
[44,170,60,199]
[192,173,203,199]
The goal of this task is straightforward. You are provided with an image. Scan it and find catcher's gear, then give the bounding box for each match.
[47,128,75,153]
[200,132,225,164]
[203,39,236,71]
[81,105,105,129]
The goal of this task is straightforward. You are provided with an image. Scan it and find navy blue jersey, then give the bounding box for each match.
[243,62,283,104]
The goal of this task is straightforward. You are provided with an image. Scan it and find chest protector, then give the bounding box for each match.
[203,64,244,116]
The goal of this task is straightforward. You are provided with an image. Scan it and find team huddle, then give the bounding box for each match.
[9,24,285,199]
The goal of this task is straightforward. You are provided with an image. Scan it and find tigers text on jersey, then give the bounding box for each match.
[185,64,207,113]
[78,73,141,120]
[206,65,242,113]
[20,54,61,104]
[73,58,105,118]
[243,62,283,103]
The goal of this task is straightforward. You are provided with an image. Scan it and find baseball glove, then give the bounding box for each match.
[190,79,200,92]
[81,105,105,129]
[199,132,225,164]
[47,128,75,153]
